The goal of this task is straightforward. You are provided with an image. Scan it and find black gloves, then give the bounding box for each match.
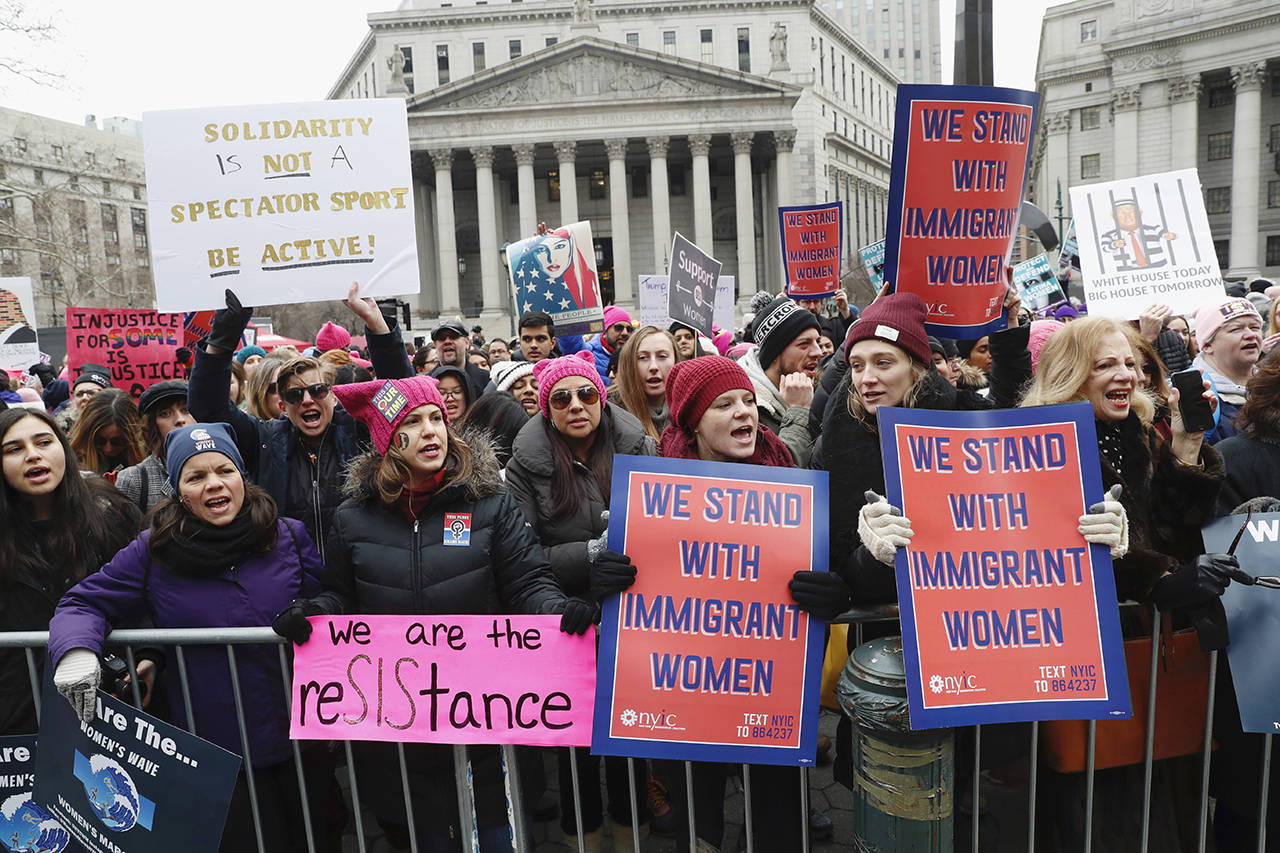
[788,571,853,621]
[1152,554,1237,651]
[1151,554,1235,611]
[272,598,323,645]
[559,597,599,635]
[589,550,637,601]
[207,289,253,352]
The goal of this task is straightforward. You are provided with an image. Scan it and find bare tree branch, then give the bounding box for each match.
[0,0,65,89]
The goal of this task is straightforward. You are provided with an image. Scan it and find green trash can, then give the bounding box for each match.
[837,635,954,851]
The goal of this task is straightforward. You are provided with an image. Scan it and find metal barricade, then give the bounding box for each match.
[1,610,1269,853]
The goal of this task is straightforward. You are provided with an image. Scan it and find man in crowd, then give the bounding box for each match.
[188,286,412,555]
[432,319,490,395]
[670,321,700,360]
[1194,296,1264,444]
[738,295,822,466]
[796,288,857,343]
[561,305,633,384]
[517,311,558,363]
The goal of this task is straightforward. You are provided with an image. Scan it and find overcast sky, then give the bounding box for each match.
[3,0,1057,127]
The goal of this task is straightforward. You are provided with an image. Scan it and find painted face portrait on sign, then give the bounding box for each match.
[512,226,601,315]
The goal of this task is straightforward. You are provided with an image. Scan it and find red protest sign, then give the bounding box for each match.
[779,202,842,299]
[593,456,827,766]
[66,308,184,398]
[183,310,215,349]
[883,85,1039,339]
[879,404,1129,729]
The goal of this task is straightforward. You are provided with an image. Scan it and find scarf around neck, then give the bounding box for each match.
[151,508,266,577]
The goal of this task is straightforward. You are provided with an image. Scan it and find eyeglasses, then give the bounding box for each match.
[549,386,600,410]
[440,389,465,400]
[281,383,332,405]
[95,434,128,449]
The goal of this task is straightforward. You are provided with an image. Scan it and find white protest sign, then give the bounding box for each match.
[0,277,39,373]
[1069,169,1224,320]
[143,99,418,313]
[637,275,735,331]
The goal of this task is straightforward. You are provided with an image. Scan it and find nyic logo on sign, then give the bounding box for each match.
[619,708,684,732]
[928,672,985,696]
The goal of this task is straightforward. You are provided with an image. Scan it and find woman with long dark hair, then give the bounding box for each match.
[49,422,328,852]
[272,375,586,852]
[69,388,146,476]
[505,351,654,851]
[0,407,138,734]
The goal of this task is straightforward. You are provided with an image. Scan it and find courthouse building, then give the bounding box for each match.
[330,0,902,317]
[1030,0,1280,280]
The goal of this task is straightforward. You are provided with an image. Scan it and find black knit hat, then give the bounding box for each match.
[753,297,821,369]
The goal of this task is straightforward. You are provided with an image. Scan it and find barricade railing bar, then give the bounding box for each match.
[0,613,1270,853]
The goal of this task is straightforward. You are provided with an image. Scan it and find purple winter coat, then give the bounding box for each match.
[48,517,323,767]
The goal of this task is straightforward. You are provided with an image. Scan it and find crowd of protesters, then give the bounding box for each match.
[1,266,1278,852]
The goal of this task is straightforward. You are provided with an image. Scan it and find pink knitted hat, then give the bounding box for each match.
[332,376,448,454]
[1027,319,1064,373]
[532,351,606,418]
[316,321,352,352]
[712,327,734,356]
[602,305,633,330]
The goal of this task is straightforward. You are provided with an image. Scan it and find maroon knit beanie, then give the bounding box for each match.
[843,292,932,365]
[665,356,754,435]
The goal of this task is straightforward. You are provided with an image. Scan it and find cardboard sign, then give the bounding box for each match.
[884,84,1039,339]
[0,277,40,375]
[33,683,240,853]
[878,403,1130,729]
[505,221,604,336]
[289,615,596,746]
[1013,253,1067,313]
[1069,169,1224,320]
[637,275,735,332]
[594,455,827,766]
[142,98,419,312]
[665,233,722,338]
[779,202,842,299]
[65,309,184,398]
[859,241,886,291]
[0,736,74,853]
[1202,513,1280,734]
[1058,220,1080,272]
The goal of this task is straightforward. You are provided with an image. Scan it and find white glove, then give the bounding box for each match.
[1078,484,1129,558]
[54,648,101,723]
[858,490,914,566]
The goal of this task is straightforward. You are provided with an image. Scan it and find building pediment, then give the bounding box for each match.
[408,36,799,114]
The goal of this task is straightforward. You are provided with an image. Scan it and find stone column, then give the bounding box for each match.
[428,146,461,315]
[774,129,796,207]
[1111,86,1141,179]
[412,175,438,314]
[1042,111,1071,219]
[648,136,671,272]
[688,134,714,251]
[471,146,503,316]
[1229,61,1267,279]
[731,131,756,298]
[513,143,538,238]
[605,137,634,307]
[554,140,579,225]
[1167,75,1202,172]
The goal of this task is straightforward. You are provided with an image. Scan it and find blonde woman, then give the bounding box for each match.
[68,389,146,476]
[610,324,678,440]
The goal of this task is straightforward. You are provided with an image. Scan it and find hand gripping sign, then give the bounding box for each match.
[877,403,1130,729]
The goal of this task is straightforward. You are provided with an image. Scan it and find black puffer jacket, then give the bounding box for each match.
[813,323,1031,603]
[314,433,567,836]
[315,435,566,617]
[505,407,655,596]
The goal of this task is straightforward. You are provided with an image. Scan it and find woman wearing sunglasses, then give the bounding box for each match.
[505,351,654,852]
[273,375,587,852]
[69,389,147,477]
[189,285,414,560]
